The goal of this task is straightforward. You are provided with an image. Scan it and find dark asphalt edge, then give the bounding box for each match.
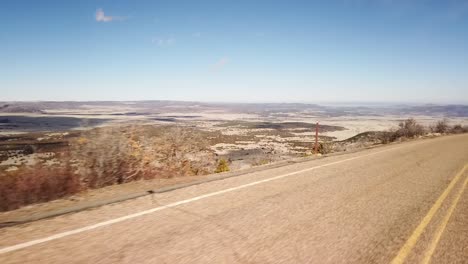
[0,134,449,228]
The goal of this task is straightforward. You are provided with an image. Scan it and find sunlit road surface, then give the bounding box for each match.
[1,134,467,264]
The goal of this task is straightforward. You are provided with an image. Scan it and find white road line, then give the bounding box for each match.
[0,144,408,255]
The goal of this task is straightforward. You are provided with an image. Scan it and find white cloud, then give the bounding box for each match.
[213,57,229,70]
[95,9,112,22]
[95,8,124,22]
[152,37,176,46]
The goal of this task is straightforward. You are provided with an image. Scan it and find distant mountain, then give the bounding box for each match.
[395,104,468,117]
[0,101,466,117]
[0,103,44,113]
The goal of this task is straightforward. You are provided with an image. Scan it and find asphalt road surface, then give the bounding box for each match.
[1,134,467,264]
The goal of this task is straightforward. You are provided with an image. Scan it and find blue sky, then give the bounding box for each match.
[1,0,468,103]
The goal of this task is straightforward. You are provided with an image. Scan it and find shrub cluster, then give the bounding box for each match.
[451,124,468,134]
[0,125,216,211]
[215,159,230,173]
[318,118,467,155]
[0,163,80,211]
[386,118,466,143]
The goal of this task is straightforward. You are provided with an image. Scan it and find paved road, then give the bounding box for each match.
[1,134,467,263]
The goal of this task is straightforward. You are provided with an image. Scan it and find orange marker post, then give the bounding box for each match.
[314,122,319,155]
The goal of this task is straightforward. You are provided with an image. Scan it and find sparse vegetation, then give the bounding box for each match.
[0,116,466,212]
[72,126,216,184]
[434,119,449,133]
[0,125,216,211]
[319,142,334,154]
[393,118,425,139]
[0,163,80,211]
[215,159,230,173]
[215,120,345,132]
[325,118,467,154]
[382,118,465,142]
[450,124,468,134]
[253,159,270,166]
[331,118,426,148]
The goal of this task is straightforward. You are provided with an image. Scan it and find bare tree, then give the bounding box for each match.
[71,126,149,188]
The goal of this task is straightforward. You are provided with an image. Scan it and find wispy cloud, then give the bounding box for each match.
[152,37,176,46]
[213,57,229,70]
[192,32,202,38]
[95,8,124,22]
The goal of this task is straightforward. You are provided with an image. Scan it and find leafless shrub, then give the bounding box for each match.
[434,119,449,134]
[71,125,216,188]
[393,118,425,139]
[71,126,149,188]
[0,125,218,211]
[380,131,395,144]
[146,126,216,177]
[450,124,468,134]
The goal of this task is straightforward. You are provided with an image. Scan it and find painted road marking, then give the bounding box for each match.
[422,170,468,264]
[0,143,422,255]
[391,164,468,264]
